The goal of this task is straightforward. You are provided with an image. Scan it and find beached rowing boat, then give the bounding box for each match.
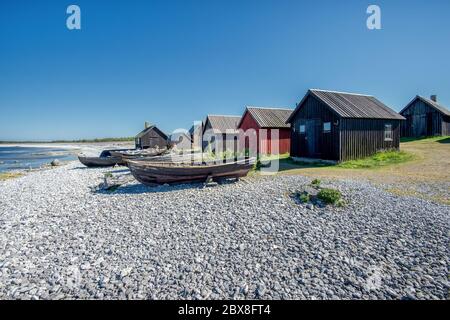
[129,151,204,164]
[78,155,121,167]
[127,158,256,186]
[78,149,133,167]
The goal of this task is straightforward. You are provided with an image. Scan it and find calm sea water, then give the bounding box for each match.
[0,146,77,172]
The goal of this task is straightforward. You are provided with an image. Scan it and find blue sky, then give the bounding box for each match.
[1,0,449,140]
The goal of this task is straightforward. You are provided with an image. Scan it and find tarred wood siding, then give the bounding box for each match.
[400,99,448,137]
[290,95,401,161]
[238,111,291,155]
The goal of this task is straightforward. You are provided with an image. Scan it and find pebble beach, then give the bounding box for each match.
[0,160,448,300]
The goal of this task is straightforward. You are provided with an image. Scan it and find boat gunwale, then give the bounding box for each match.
[127,157,256,169]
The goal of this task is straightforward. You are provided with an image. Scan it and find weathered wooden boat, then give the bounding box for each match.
[130,152,204,164]
[78,149,133,167]
[110,148,168,165]
[127,158,256,186]
[78,155,121,167]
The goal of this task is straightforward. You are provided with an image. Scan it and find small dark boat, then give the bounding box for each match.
[127,158,256,186]
[110,148,168,165]
[78,155,121,167]
[78,149,132,168]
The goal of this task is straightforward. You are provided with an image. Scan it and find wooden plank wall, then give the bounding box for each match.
[340,119,401,161]
[442,116,450,136]
[289,95,340,160]
[401,100,444,137]
[140,128,168,149]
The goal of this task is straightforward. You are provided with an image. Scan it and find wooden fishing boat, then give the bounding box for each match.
[110,148,168,165]
[78,155,121,167]
[78,149,133,167]
[130,152,204,164]
[127,158,256,186]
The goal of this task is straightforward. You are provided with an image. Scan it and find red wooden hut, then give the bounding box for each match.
[238,107,293,155]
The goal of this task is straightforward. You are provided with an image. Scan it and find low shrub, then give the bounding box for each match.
[311,179,321,187]
[317,188,342,205]
[298,193,310,203]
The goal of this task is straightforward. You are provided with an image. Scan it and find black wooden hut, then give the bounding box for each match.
[286,89,405,162]
[135,123,168,149]
[400,95,450,137]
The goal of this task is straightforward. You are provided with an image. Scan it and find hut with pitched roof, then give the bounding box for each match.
[286,89,405,161]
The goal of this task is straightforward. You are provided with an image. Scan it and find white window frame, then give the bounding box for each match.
[299,124,306,134]
[323,122,331,133]
[384,124,393,141]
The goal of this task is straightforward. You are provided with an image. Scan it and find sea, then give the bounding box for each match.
[0,146,77,172]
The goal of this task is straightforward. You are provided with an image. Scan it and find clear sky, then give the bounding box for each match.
[1,0,449,140]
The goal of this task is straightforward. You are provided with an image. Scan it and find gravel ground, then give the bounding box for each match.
[0,161,448,300]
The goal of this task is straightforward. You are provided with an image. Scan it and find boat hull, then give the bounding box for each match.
[78,156,121,167]
[128,159,255,186]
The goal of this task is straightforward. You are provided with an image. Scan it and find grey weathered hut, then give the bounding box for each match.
[202,115,241,153]
[286,89,405,162]
[135,123,168,149]
[400,95,450,137]
[189,121,204,150]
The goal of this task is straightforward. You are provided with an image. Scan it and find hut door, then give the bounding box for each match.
[306,119,320,157]
[413,115,426,137]
[426,113,433,136]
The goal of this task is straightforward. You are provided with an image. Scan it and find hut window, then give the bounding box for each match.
[384,124,393,141]
[299,125,306,134]
[323,122,331,133]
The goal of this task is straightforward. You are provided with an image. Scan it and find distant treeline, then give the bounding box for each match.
[0,137,135,144]
[52,137,135,143]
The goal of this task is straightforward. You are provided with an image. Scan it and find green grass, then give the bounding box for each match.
[400,136,450,143]
[51,137,135,143]
[337,150,414,169]
[259,153,290,162]
[0,172,23,181]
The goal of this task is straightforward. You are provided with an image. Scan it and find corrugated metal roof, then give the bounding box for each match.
[400,96,450,117]
[205,115,241,133]
[241,107,293,128]
[288,89,405,122]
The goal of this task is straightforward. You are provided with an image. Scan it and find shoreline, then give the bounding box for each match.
[0,141,134,150]
[0,142,134,174]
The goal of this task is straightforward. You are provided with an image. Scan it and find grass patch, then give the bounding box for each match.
[337,150,414,169]
[311,178,321,187]
[0,172,23,181]
[104,172,114,178]
[400,136,450,143]
[259,153,290,162]
[283,158,333,168]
